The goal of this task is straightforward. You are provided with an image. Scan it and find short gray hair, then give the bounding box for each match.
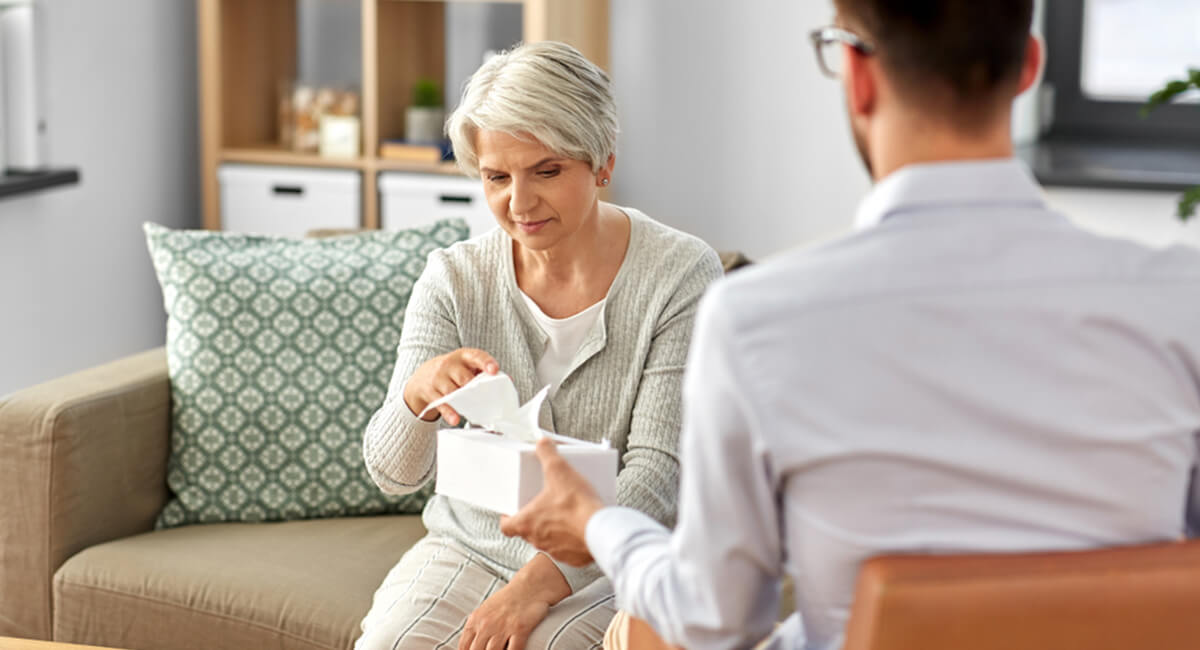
[446,41,619,178]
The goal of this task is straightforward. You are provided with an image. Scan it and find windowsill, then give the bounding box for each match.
[1016,135,1200,192]
[0,168,80,200]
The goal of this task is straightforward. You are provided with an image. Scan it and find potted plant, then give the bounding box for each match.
[1143,68,1200,222]
[405,78,445,144]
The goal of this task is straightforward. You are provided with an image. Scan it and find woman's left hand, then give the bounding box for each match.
[459,583,549,650]
[459,553,570,650]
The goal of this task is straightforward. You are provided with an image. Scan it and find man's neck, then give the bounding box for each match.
[869,109,1015,182]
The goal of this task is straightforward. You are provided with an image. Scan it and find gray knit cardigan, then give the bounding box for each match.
[362,207,723,591]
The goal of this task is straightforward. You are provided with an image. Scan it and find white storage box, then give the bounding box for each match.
[435,428,618,516]
[219,164,361,237]
[379,172,496,237]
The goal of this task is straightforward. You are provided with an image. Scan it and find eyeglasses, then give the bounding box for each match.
[809,25,876,79]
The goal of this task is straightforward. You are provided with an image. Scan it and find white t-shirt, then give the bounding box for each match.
[520,291,605,395]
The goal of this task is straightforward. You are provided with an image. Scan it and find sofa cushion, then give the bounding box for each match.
[53,515,427,650]
[144,221,469,527]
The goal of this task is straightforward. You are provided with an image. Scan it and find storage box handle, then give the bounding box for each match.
[440,194,472,204]
[272,185,304,196]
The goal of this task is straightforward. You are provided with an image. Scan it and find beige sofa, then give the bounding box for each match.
[0,252,759,650]
[0,348,425,649]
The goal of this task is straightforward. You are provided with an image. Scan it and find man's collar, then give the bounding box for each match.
[854,158,1047,231]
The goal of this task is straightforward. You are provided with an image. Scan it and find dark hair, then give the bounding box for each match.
[835,0,1034,124]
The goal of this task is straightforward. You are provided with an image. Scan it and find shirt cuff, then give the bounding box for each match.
[361,396,439,493]
[400,405,440,435]
[585,506,663,580]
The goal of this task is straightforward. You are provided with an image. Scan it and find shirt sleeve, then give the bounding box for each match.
[587,281,785,649]
[362,250,461,494]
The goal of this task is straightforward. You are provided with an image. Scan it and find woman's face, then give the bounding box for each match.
[475,129,603,252]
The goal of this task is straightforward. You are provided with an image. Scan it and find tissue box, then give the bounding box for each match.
[435,428,619,515]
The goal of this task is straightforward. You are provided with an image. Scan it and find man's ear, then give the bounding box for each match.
[1017,34,1043,96]
[844,44,877,118]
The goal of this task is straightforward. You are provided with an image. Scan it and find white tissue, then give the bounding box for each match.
[419,372,549,443]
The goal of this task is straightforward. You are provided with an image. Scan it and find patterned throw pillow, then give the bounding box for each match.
[144,220,469,527]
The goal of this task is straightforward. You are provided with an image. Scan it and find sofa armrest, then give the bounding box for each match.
[0,348,171,640]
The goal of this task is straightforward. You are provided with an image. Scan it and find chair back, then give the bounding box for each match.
[842,539,1200,650]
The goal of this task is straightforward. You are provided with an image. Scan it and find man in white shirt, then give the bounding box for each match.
[500,1,1200,648]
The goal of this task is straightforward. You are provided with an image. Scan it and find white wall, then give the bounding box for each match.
[297,0,361,87]
[0,0,198,397]
[444,3,522,109]
[608,0,1199,260]
[1,2,1193,396]
[609,0,870,261]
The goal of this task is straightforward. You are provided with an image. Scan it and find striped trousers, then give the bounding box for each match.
[355,534,617,650]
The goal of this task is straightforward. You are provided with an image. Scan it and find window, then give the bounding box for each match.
[1079,0,1200,102]
[1043,0,1200,142]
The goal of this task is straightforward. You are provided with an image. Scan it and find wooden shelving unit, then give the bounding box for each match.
[198,0,609,230]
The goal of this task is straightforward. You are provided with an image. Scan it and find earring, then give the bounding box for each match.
[601,178,610,186]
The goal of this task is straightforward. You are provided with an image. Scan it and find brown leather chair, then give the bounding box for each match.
[843,539,1200,650]
[616,540,1200,649]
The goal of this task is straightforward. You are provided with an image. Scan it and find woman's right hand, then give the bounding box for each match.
[403,348,500,425]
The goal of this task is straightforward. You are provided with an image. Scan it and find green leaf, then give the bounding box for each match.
[1142,79,1194,117]
[1178,186,1200,223]
[1143,68,1199,223]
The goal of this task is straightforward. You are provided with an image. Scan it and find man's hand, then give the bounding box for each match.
[459,553,568,650]
[500,438,605,566]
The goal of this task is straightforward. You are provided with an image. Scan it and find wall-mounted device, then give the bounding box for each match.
[0,0,45,173]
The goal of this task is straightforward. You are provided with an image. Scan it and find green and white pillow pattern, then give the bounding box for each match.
[144,220,469,527]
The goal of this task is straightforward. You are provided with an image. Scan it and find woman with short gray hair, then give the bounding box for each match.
[357,41,722,650]
[447,40,619,179]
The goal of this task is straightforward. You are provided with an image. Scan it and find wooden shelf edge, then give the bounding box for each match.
[221,147,368,169]
[219,146,468,177]
[372,159,466,176]
[219,147,469,177]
